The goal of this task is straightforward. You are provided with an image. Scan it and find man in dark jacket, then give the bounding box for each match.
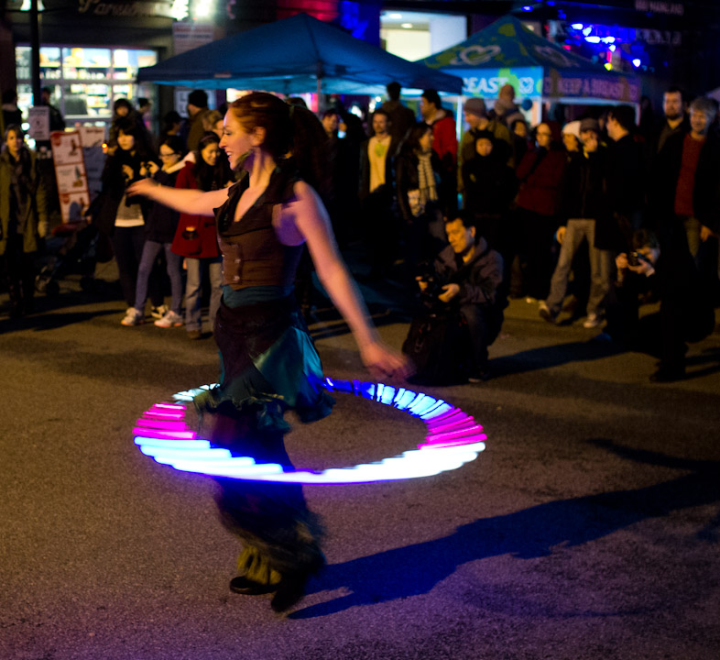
[604,105,645,247]
[646,97,720,381]
[540,118,612,328]
[381,82,415,154]
[418,212,504,381]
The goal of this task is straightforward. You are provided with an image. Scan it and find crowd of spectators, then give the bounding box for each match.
[1,84,718,382]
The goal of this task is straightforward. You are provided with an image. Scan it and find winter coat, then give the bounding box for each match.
[381,100,416,154]
[559,148,609,223]
[458,121,513,192]
[651,130,720,234]
[395,148,442,223]
[462,154,517,218]
[171,161,220,259]
[90,149,148,236]
[429,110,458,175]
[434,236,504,307]
[515,146,566,217]
[0,146,47,255]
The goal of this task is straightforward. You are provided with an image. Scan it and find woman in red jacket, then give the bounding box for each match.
[172,132,233,339]
[515,122,566,302]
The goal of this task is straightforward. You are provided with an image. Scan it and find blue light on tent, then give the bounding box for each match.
[602,36,615,43]
[585,36,601,43]
[582,26,592,36]
[522,5,532,11]
[632,58,641,67]
[609,44,617,52]
[571,23,583,30]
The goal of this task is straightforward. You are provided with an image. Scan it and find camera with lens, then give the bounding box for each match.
[416,261,448,309]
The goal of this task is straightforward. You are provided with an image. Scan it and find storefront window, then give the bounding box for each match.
[15,45,158,124]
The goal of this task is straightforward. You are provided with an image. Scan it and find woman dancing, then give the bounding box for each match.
[129,93,408,613]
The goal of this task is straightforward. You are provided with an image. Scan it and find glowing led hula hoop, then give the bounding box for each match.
[133,377,486,484]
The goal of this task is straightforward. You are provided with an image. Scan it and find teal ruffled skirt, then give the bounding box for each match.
[195,292,333,582]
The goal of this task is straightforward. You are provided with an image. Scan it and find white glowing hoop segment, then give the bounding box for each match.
[133,378,486,484]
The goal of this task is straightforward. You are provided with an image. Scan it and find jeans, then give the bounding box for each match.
[185,257,222,332]
[135,240,183,315]
[545,219,614,317]
[112,226,145,308]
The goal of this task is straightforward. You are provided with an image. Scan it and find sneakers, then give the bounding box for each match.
[538,301,557,324]
[151,304,168,320]
[154,310,183,328]
[582,314,602,329]
[468,369,491,383]
[121,307,144,326]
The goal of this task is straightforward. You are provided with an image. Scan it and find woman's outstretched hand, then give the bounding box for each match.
[127,177,159,198]
[360,341,414,381]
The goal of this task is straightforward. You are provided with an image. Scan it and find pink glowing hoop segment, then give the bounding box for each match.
[133,378,486,484]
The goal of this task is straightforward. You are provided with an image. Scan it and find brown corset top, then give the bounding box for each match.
[214,164,305,290]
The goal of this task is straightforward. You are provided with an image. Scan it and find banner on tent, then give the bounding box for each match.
[461,67,543,98]
[544,69,641,102]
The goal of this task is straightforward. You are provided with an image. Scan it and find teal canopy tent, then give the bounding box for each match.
[419,16,640,105]
[137,13,463,96]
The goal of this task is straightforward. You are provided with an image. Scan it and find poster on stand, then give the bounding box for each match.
[78,126,106,198]
[51,131,90,223]
[51,131,84,166]
[27,107,50,142]
[59,191,91,224]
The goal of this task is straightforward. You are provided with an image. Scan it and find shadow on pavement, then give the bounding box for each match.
[0,308,118,334]
[291,441,719,619]
[489,339,626,378]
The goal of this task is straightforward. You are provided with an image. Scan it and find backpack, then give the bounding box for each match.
[402,310,472,385]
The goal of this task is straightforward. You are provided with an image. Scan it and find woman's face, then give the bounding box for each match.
[5,129,23,157]
[536,123,552,149]
[220,113,254,170]
[418,128,433,153]
[117,131,135,151]
[563,132,580,152]
[159,144,182,168]
[200,141,219,167]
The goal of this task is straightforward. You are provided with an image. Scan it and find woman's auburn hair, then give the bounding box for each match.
[228,92,331,202]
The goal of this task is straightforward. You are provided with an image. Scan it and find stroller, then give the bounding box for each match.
[35,221,105,296]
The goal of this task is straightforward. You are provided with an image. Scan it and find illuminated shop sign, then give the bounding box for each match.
[634,0,684,15]
[77,0,175,17]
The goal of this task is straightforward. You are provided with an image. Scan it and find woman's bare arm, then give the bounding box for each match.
[127,178,229,216]
[287,182,409,378]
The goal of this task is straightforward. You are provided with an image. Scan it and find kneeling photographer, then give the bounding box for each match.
[404,211,504,383]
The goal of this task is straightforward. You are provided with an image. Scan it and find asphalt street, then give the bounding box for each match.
[1,269,719,660]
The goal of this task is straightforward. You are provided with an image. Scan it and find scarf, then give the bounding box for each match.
[417,152,438,207]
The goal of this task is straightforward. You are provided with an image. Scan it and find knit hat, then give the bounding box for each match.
[188,89,208,108]
[562,120,581,138]
[464,98,487,118]
[579,117,600,133]
[474,129,495,145]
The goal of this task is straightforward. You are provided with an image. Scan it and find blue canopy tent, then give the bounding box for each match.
[419,15,640,119]
[137,13,463,96]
